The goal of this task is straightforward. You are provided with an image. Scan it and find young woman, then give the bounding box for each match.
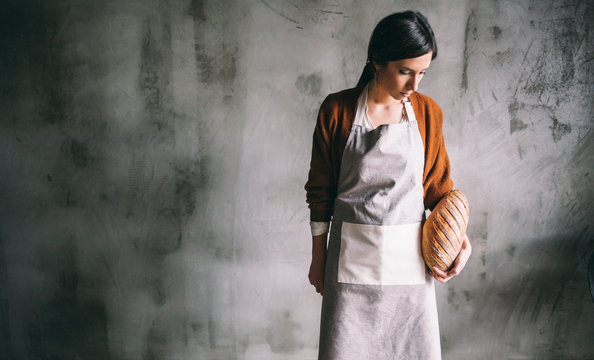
[304,11,471,359]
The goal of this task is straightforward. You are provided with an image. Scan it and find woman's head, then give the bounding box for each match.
[357,11,437,88]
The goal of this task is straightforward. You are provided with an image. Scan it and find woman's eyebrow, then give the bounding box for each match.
[400,66,431,71]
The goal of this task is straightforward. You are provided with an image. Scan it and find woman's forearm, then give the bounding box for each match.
[312,233,328,258]
[309,233,328,294]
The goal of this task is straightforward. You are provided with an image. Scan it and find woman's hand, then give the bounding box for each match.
[430,233,472,283]
[309,234,327,295]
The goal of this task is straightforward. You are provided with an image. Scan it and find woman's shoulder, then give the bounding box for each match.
[410,91,444,126]
[410,91,445,133]
[319,86,363,112]
[410,91,442,112]
[314,87,362,135]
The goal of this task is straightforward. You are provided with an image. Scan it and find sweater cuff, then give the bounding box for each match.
[310,221,330,236]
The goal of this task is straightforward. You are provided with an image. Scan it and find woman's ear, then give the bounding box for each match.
[373,61,387,75]
[373,62,381,73]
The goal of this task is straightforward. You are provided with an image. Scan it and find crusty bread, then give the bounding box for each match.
[422,190,470,272]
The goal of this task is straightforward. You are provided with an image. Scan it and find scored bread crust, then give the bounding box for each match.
[422,190,470,272]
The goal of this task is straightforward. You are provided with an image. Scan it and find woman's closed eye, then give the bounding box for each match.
[399,70,427,75]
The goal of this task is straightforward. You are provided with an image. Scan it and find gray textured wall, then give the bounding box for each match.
[1,0,592,359]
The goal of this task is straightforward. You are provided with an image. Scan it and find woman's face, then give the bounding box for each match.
[374,52,433,101]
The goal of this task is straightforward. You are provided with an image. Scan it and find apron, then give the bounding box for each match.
[318,87,441,360]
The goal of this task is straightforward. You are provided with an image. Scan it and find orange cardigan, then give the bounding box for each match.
[304,86,454,222]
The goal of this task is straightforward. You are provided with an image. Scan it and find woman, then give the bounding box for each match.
[304,11,471,360]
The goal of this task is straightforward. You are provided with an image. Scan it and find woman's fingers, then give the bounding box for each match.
[451,234,472,274]
[431,234,472,283]
[310,278,323,295]
[308,263,325,295]
[431,266,449,283]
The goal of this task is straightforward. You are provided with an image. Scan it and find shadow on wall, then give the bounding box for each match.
[441,226,594,358]
[24,240,110,358]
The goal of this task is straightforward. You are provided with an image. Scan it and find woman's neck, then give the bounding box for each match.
[367,81,402,108]
[367,81,403,109]
[365,82,405,126]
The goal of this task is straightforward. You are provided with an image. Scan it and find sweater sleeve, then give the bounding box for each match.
[304,96,338,222]
[423,103,454,211]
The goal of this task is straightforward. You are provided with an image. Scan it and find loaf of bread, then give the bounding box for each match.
[422,190,470,272]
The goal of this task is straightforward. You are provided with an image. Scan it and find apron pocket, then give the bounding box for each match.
[337,221,427,285]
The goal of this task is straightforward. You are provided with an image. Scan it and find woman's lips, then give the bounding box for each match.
[401,92,412,97]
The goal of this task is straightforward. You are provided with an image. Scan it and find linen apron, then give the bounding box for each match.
[318,88,441,360]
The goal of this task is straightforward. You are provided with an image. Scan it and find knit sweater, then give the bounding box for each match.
[304,86,454,222]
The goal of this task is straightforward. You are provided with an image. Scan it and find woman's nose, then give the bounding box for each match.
[408,76,421,91]
[406,77,419,91]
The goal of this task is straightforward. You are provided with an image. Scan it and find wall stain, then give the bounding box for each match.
[447,287,460,311]
[132,7,188,318]
[194,44,216,84]
[144,323,169,360]
[521,18,577,98]
[127,157,205,259]
[126,152,149,216]
[26,240,110,358]
[174,162,202,219]
[481,251,486,266]
[70,139,91,168]
[317,9,344,15]
[518,144,526,160]
[508,98,528,134]
[490,25,502,40]
[195,230,235,261]
[493,49,513,66]
[187,0,207,22]
[139,17,173,133]
[260,0,299,25]
[22,0,112,219]
[132,240,171,307]
[553,19,577,85]
[461,9,477,92]
[295,73,322,97]
[194,43,238,87]
[549,117,571,142]
[219,49,237,85]
[469,211,488,247]
[257,2,345,29]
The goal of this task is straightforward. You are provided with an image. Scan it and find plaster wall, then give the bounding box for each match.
[0,0,592,359]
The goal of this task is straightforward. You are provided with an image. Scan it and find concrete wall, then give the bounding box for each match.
[0,0,592,359]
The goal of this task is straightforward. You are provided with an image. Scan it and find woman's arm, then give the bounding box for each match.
[421,101,454,211]
[420,96,471,282]
[304,95,338,222]
[304,96,336,294]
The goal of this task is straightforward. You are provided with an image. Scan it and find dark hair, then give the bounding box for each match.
[356,11,438,87]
